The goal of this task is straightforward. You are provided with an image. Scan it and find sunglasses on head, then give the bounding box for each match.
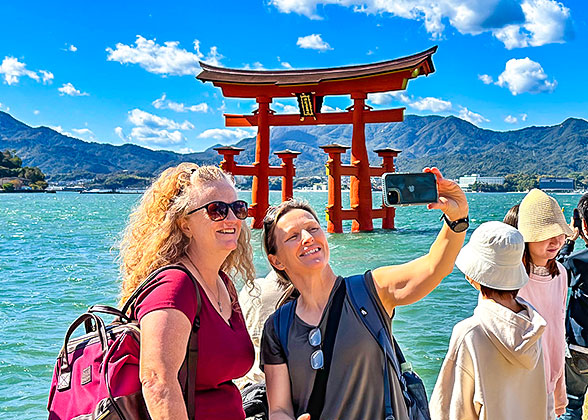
[187,200,249,221]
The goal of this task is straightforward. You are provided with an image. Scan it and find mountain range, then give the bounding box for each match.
[1,110,587,181]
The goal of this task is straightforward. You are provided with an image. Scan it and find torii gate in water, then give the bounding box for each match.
[196,46,437,232]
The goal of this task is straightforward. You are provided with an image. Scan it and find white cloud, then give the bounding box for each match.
[33,110,39,115]
[40,70,54,84]
[58,82,89,96]
[271,0,324,19]
[197,128,255,143]
[505,115,518,123]
[496,57,556,95]
[194,40,223,67]
[69,45,77,52]
[478,74,494,84]
[277,56,294,69]
[368,91,451,112]
[49,125,75,137]
[243,62,265,70]
[106,36,222,76]
[0,57,41,85]
[126,109,194,146]
[296,34,332,51]
[72,128,95,140]
[283,105,299,113]
[272,0,571,48]
[321,104,344,113]
[458,106,490,125]
[368,91,410,105]
[152,94,209,113]
[129,109,194,130]
[521,113,528,121]
[178,147,197,154]
[114,126,126,141]
[493,0,571,49]
[411,97,452,112]
[0,102,10,112]
[130,126,185,145]
[275,100,322,113]
[273,101,298,113]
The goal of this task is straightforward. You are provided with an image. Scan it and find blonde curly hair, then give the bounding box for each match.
[119,162,256,305]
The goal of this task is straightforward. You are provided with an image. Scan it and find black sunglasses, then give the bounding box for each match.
[187,200,249,221]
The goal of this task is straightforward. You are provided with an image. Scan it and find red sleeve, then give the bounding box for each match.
[133,268,199,325]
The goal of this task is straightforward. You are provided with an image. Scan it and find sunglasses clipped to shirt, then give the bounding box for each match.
[187,200,249,221]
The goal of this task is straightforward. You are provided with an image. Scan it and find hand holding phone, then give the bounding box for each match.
[422,167,469,222]
[382,172,438,207]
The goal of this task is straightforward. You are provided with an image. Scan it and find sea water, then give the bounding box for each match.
[0,191,583,418]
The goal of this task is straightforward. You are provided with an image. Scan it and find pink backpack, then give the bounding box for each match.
[47,265,201,420]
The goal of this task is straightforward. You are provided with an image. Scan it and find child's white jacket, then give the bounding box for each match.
[429,297,548,420]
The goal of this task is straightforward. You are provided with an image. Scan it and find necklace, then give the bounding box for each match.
[183,258,224,313]
[203,277,224,313]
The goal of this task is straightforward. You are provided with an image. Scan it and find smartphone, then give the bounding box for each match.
[382,172,438,207]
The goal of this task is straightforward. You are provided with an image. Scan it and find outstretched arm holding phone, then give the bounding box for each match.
[373,167,469,316]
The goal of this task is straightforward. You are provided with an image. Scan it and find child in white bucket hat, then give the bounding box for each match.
[430,221,548,420]
[517,189,573,418]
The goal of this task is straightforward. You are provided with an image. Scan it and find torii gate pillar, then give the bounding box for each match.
[250,97,271,228]
[350,93,373,232]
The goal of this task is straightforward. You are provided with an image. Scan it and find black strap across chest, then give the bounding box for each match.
[305,280,347,419]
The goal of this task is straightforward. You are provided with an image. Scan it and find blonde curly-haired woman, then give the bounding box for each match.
[119,163,256,420]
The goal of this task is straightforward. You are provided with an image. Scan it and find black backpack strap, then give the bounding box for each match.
[306,280,346,420]
[273,300,296,359]
[182,275,202,420]
[345,273,399,420]
[122,264,193,317]
[121,264,202,420]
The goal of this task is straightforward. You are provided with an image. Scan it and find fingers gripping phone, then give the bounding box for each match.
[382,172,438,207]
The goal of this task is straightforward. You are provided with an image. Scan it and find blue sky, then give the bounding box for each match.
[0,0,586,153]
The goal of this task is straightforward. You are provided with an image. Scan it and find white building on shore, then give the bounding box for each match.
[458,174,505,191]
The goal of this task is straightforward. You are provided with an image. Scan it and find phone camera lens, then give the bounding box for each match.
[388,191,399,205]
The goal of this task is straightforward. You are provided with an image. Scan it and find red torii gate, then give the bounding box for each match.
[197,46,437,232]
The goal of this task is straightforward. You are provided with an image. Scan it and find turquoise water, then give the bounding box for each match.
[0,191,583,418]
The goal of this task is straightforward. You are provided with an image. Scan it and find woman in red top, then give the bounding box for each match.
[119,163,255,420]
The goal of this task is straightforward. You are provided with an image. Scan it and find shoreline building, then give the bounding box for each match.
[539,177,575,192]
[458,174,505,192]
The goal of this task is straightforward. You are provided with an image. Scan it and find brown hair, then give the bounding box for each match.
[578,193,588,239]
[118,163,256,305]
[503,204,520,228]
[262,198,320,288]
[522,243,560,278]
[578,193,588,222]
[480,285,519,300]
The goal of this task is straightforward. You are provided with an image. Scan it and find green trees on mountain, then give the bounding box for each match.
[1,150,48,190]
[503,173,540,192]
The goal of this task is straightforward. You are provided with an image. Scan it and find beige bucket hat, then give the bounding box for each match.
[456,221,529,290]
[518,189,573,242]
